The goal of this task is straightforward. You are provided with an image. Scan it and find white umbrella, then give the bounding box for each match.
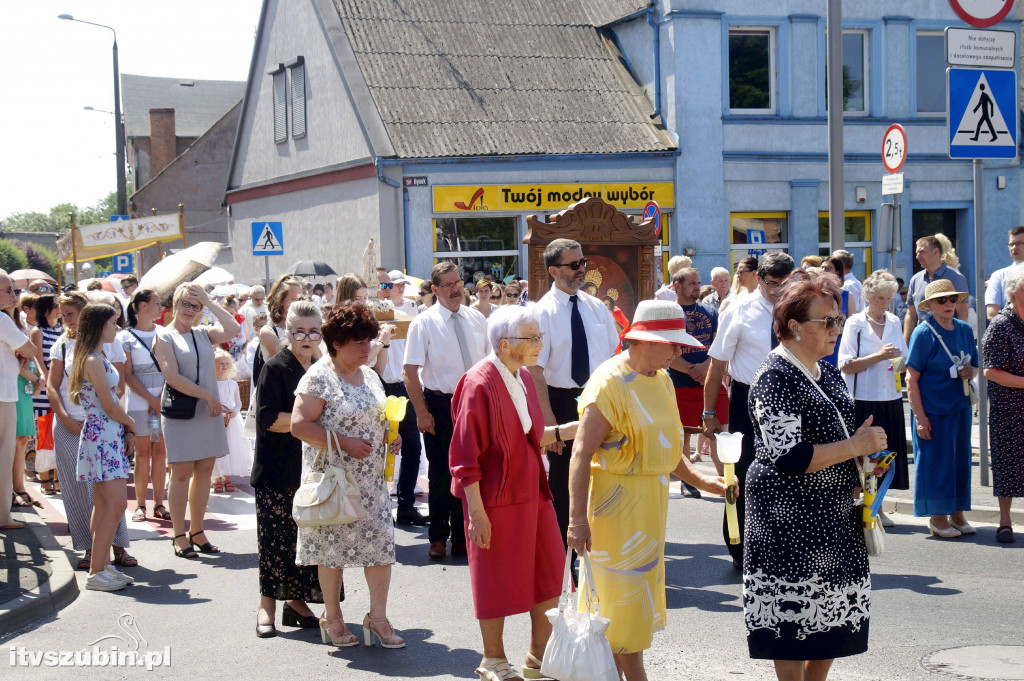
[211,283,252,298]
[139,242,223,300]
[193,267,235,287]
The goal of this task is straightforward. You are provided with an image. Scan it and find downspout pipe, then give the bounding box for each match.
[375,159,411,272]
[647,1,661,121]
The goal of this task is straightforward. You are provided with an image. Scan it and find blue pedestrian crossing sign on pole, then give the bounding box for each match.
[251,222,284,256]
[947,68,1018,159]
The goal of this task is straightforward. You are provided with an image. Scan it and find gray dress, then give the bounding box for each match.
[157,325,227,463]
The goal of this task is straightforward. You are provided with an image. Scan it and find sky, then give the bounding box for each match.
[0,1,262,218]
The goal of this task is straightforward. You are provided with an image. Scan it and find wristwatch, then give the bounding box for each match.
[701,411,717,421]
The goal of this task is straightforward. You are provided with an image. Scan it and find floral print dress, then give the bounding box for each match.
[76,354,130,483]
[294,362,394,569]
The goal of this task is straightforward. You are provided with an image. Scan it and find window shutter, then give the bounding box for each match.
[289,57,306,139]
[271,67,287,144]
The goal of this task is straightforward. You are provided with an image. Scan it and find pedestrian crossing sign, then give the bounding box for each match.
[947,68,1018,159]
[251,222,284,256]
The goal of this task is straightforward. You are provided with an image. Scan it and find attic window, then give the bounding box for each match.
[269,65,287,144]
[285,56,306,140]
[179,80,194,87]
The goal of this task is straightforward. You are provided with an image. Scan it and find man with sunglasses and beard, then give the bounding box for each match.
[702,250,794,569]
[529,239,619,577]
[404,262,490,560]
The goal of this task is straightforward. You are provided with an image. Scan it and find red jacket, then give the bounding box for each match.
[449,359,552,507]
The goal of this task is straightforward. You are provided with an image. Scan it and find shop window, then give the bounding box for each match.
[916,32,945,114]
[729,28,775,113]
[730,213,789,266]
[434,217,519,282]
[818,211,872,278]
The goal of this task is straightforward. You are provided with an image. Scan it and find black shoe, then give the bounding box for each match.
[256,623,277,638]
[682,483,702,498]
[732,557,743,571]
[395,507,429,526]
[282,602,320,628]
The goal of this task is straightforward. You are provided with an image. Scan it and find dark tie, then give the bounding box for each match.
[570,294,590,387]
[770,324,779,350]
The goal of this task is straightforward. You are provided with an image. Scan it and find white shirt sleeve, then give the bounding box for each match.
[403,314,428,367]
[708,306,739,362]
[0,314,29,352]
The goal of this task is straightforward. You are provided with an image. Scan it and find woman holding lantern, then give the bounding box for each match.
[449,305,580,681]
[291,302,404,649]
[744,277,887,679]
[906,279,978,538]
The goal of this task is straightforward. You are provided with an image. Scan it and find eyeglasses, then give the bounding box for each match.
[506,334,543,344]
[554,258,589,271]
[490,294,501,301]
[931,295,957,305]
[290,330,322,341]
[505,291,519,298]
[379,282,393,290]
[179,300,202,311]
[435,280,464,291]
[762,278,785,289]
[804,315,847,329]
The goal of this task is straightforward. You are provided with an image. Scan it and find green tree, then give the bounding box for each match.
[10,240,57,276]
[0,239,30,272]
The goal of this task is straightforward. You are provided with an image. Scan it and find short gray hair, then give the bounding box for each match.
[1005,267,1024,298]
[862,269,899,299]
[286,301,322,330]
[251,285,266,297]
[487,304,538,349]
[710,266,730,279]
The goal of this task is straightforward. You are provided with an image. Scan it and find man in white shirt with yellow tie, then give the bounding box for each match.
[404,262,490,560]
[530,239,619,558]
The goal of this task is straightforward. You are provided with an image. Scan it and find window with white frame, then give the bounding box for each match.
[729,28,775,114]
[916,32,946,114]
[842,31,868,114]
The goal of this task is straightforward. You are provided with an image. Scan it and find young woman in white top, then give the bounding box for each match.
[120,289,169,522]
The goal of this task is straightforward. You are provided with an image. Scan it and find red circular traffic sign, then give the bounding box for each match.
[949,0,1015,28]
[882,124,907,173]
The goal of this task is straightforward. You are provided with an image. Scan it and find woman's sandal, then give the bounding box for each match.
[152,505,171,520]
[223,479,236,492]
[362,613,405,648]
[113,549,138,568]
[521,653,552,680]
[212,480,225,493]
[131,507,146,522]
[40,481,56,496]
[476,658,523,681]
[77,551,92,571]
[996,525,1015,543]
[172,534,198,558]
[319,617,359,647]
[12,492,35,507]
[189,530,220,553]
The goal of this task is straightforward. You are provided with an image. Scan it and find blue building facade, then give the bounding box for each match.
[612,1,1023,290]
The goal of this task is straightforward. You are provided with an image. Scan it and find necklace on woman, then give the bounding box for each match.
[778,344,821,381]
[866,312,886,326]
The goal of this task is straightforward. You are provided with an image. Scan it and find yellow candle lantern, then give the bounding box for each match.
[715,432,743,545]
[384,395,409,482]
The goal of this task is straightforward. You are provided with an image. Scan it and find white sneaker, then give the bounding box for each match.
[104,564,134,584]
[86,570,127,592]
[878,511,895,528]
[413,486,425,495]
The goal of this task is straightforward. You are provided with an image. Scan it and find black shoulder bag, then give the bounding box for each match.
[161,329,201,419]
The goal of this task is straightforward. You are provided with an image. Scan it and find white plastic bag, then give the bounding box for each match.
[541,549,618,681]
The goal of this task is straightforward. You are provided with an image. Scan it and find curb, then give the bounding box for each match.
[0,513,79,635]
[882,496,1024,526]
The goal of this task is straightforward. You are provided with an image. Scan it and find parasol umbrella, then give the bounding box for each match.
[287,260,337,278]
[77,278,117,293]
[211,283,252,298]
[9,269,58,289]
[139,241,223,300]
[193,267,236,287]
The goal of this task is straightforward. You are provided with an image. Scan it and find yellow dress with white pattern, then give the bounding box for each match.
[577,356,683,654]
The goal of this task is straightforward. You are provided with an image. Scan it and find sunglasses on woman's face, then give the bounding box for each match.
[804,315,847,329]
[490,294,501,301]
[931,295,957,305]
[506,291,518,298]
[180,300,202,311]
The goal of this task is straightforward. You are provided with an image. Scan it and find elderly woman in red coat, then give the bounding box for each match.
[451,304,579,681]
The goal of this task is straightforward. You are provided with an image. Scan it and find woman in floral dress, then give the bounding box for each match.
[292,302,404,649]
[68,304,137,592]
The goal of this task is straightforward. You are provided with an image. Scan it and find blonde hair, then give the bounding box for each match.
[213,348,237,379]
[919,234,961,269]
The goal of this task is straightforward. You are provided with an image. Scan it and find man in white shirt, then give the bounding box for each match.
[240,285,267,337]
[833,249,863,312]
[1,270,39,529]
[655,254,692,301]
[404,262,490,560]
[530,239,619,558]
[985,226,1024,320]
[383,270,426,527]
[702,251,794,569]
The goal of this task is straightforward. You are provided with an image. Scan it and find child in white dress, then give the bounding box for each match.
[212,349,250,492]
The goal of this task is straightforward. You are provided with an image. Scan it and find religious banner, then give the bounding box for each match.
[56,212,185,263]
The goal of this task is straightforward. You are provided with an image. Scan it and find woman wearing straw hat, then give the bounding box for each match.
[906,279,978,538]
[566,300,729,681]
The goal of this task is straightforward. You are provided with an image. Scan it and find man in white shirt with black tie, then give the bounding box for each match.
[530,239,620,558]
[702,250,794,569]
[404,262,490,560]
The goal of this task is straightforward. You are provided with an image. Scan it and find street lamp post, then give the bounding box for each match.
[59,14,127,217]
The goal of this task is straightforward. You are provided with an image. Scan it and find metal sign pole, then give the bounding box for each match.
[826,0,845,254]
[265,255,270,290]
[973,158,990,486]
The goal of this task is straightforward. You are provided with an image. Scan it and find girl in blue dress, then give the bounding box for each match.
[69,304,138,592]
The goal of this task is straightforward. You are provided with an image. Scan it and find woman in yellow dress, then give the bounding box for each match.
[567,300,729,681]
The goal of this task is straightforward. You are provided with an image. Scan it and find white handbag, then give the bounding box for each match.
[541,549,618,681]
[292,430,366,528]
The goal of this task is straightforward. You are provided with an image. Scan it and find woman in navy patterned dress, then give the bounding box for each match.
[744,277,887,680]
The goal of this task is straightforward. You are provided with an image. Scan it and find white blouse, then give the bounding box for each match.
[837,311,909,401]
[489,354,531,434]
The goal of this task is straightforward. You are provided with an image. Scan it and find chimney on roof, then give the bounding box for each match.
[149,107,177,177]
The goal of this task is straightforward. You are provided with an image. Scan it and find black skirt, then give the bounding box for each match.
[854,398,909,490]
